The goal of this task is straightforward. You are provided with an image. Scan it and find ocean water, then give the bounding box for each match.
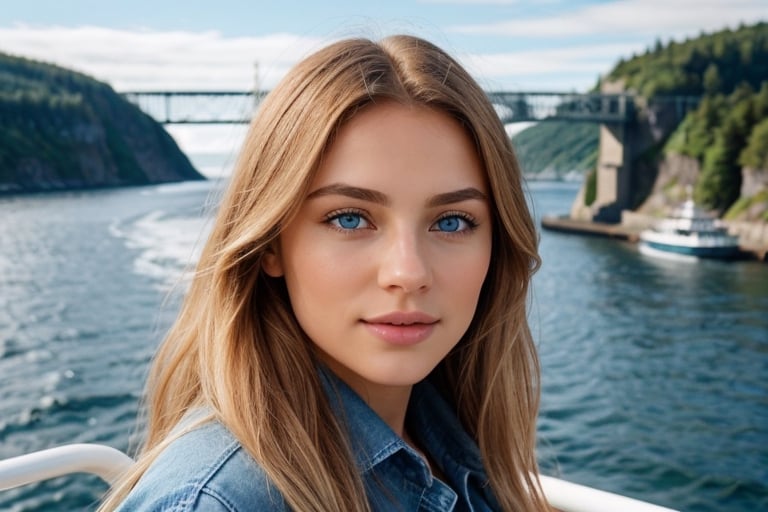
[0,179,766,511]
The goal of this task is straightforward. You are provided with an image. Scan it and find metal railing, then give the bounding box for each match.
[0,444,133,489]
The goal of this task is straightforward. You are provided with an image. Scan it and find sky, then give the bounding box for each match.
[1,0,765,168]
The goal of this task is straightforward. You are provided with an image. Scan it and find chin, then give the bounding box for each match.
[364,362,437,387]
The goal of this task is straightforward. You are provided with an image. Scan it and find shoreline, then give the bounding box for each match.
[541,215,768,262]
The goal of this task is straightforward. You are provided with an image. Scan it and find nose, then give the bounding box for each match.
[377,229,433,294]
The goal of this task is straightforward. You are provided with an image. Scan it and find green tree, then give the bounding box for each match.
[751,82,768,119]
[606,21,768,97]
[666,95,727,159]
[703,63,722,95]
[695,90,755,210]
[739,118,768,169]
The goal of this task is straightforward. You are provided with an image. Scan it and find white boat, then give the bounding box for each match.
[0,443,680,512]
[639,197,740,260]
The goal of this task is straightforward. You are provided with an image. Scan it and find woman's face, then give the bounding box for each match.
[264,101,492,396]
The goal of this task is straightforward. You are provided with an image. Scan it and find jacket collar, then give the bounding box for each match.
[318,367,486,480]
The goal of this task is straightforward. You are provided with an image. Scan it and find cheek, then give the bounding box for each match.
[458,264,490,310]
[452,248,492,314]
[441,240,491,290]
[281,243,369,318]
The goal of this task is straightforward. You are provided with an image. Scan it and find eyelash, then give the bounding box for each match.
[323,208,479,235]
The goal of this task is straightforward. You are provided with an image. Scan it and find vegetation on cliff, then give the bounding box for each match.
[0,51,203,194]
[607,22,768,217]
[606,22,768,98]
[514,22,768,224]
[665,83,768,215]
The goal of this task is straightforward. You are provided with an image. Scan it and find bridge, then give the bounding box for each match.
[120,90,639,125]
[121,90,700,224]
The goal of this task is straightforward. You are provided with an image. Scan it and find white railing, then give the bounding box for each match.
[0,444,133,490]
[0,444,680,511]
[540,474,679,512]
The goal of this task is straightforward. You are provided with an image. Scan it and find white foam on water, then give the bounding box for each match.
[140,179,218,196]
[111,210,212,290]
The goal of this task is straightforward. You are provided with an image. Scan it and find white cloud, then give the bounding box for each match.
[457,40,647,91]
[0,24,326,91]
[464,41,645,74]
[0,22,652,93]
[452,0,766,39]
[8,4,753,97]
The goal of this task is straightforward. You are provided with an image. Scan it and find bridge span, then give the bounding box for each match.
[121,90,636,125]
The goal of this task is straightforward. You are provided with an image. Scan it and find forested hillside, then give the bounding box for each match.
[515,22,768,222]
[0,51,203,194]
[607,21,768,218]
[664,84,768,218]
[606,22,767,98]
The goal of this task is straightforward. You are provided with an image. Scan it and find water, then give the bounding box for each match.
[530,183,768,511]
[0,179,766,511]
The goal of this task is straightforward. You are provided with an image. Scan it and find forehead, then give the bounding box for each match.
[311,101,487,194]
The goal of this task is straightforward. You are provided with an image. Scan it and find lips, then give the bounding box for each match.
[361,311,438,345]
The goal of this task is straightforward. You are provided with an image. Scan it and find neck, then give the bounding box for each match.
[324,363,413,435]
[352,380,413,436]
[369,384,412,436]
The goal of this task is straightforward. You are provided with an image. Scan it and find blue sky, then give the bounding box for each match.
[2,0,765,164]
[2,0,766,93]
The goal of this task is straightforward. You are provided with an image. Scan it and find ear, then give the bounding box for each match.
[261,244,284,277]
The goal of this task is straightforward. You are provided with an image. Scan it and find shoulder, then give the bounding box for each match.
[116,421,288,512]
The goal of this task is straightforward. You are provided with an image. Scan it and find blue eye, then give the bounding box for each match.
[328,211,370,230]
[433,214,474,233]
[338,213,361,229]
[437,216,461,232]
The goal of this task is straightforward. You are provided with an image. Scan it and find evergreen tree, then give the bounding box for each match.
[703,63,722,95]
[739,118,768,169]
[695,86,757,210]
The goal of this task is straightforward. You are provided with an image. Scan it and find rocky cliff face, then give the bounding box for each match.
[638,153,768,220]
[741,167,768,201]
[636,152,702,216]
[0,52,203,194]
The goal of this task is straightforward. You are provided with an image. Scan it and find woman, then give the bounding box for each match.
[101,34,549,511]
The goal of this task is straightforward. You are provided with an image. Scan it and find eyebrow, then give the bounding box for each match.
[307,183,389,205]
[306,183,487,207]
[426,187,487,207]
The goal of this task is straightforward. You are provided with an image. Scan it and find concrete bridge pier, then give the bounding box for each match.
[591,120,638,223]
[569,119,639,224]
[570,92,700,224]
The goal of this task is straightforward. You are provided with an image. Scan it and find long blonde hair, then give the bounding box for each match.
[101,35,547,511]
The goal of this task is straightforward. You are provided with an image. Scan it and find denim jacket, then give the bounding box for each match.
[115,372,500,511]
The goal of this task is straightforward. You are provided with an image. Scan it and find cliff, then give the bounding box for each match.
[0,51,204,194]
[565,22,768,236]
[632,82,768,227]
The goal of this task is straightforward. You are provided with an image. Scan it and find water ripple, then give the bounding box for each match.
[0,181,765,511]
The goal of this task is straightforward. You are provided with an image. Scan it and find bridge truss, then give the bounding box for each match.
[122,90,639,125]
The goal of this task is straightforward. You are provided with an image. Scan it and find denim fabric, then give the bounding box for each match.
[115,372,499,511]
